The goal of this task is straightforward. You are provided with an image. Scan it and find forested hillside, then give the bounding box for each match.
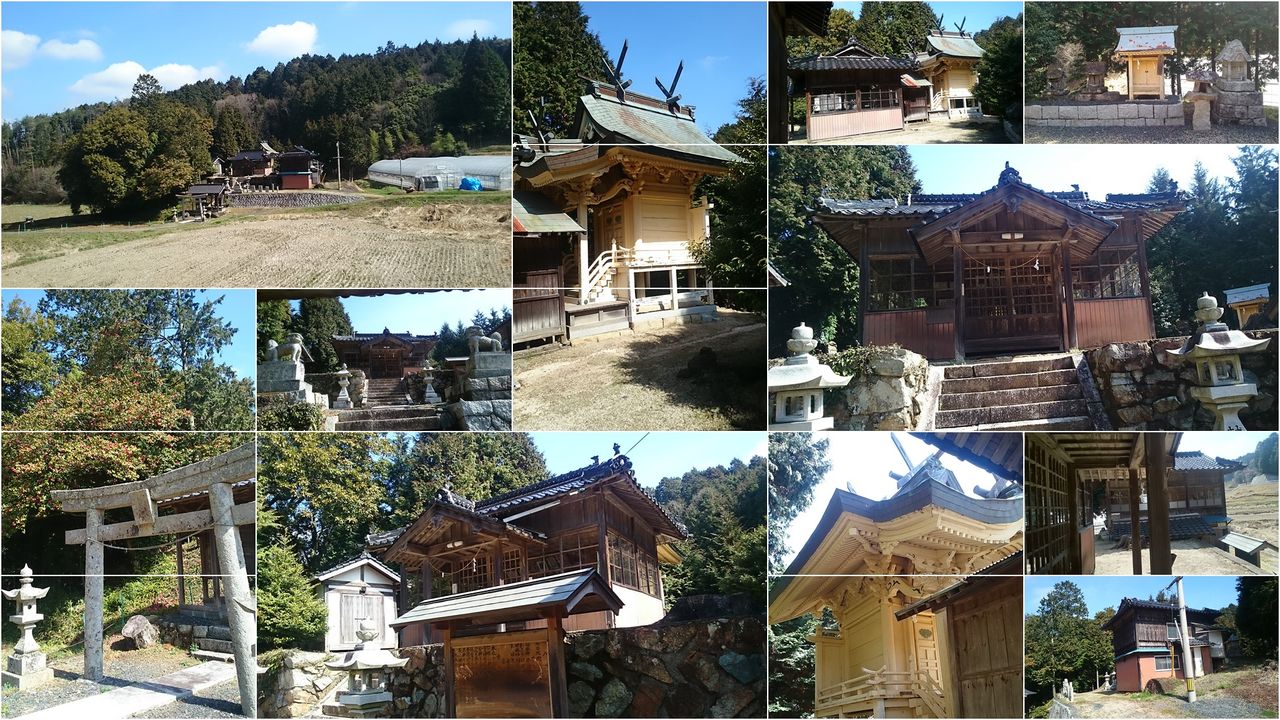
[2,35,511,210]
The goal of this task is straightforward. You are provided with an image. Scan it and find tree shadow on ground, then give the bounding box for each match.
[615,312,767,430]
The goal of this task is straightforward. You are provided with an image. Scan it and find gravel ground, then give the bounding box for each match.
[1072,664,1278,718]
[515,309,767,430]
[1093,538,1267,575]
[0,638,196,717]
[129,674,246,718]
[1027,122,1277,144]
[791,118,1012,144]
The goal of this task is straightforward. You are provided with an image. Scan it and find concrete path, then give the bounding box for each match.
[13,661,237,720]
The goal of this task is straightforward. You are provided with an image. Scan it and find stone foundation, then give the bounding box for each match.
[827,347,932,431]
[1085,329,1277,429]
[447,399,512,430]
[381,645,446,718]
[257,651,346,718]
[306,370,367,407]
[228,192,364,208]
[1025,101,1184,127]
[1212,81,1267,126]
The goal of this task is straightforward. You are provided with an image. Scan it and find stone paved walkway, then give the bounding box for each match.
[13,662,236,720]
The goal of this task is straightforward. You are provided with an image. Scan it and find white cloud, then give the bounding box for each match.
[444,19,495,40]
[699,55,729,70]
[39,38,103,61]
[2,30,42,69]
[69,60,222,100]
[246,21,317,58]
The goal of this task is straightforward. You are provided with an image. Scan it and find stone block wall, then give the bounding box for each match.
[257,651,346,718]
[827,347,932,431]
[1025,101,1184,127]
[1086,329,1277,429]
[228,191,364,208]
[382,645,447,718]
[1212,81,1267,126]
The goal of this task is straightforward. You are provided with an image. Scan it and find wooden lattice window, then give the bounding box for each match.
[858,86,900,109]
[868,258,953,311]
[456,555,491,593]
[607,533,661,597]
[502,548,523,584]
[964,258,1012,318]
[1026,436,1071,574]
[1074,247,1141,299]
[528,530,598,579]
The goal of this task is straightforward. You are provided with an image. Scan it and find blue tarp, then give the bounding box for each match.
[459,177,483,191]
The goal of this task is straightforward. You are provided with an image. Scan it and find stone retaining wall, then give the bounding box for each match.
[305,369,367,406]
[827,347,932,431]
[382,645,447,718]
[1026,101,1184,127]
[227,191,365,208]
[257,651,346,718]
[1085,329,1277,429]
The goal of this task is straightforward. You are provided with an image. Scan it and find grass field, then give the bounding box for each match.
[2,191,512,287]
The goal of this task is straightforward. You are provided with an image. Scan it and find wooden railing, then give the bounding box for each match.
[815,668,946,718]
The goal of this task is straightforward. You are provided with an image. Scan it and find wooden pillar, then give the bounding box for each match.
[1066,463,1080,573]
[547,614,569,717]
[952,241,965,363]
[84,507,104,682]
[627,268,637,328]
[209,482,256,717]
[576,199,589,296]
[441,625,455,717]
[1146,434,1173,574]
[1133,217,1154,337]
[1127,59,1134,101]
[1128,467,1144,575]
[1060,240,1078,350]
[858,232,869,347]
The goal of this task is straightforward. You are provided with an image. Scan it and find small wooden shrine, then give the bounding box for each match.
[330,328,437,379]
[787,38,921,140]
[812,163,1185,361]
[768,434,1024,718]
[1115,26,1177,100]
[367,453,686,647]
[914,28,985,118]
[513,45,740,341]
[316,552,402,652]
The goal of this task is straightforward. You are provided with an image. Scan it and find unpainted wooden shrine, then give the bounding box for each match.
[813,164,1184,361]
[1025,432,1239,575]
[392,568,622,718]
[315,552,402,652]
[49,444,257,716]
[1115,26,1177,100]
[367,453,686,647]
[914,28,985,118]
[513,47,740,341]
[768,434,1025,717]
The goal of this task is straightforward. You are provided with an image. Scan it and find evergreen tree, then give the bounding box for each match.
[453,33,511,143]
[973,15,1024,118]
[1146,166,1176,193]
[293,298,354,373]
[513,2,607,137]
[769,613,818,718]
[767,433,831,573]
[854,1,939,58]
[257,542,328,651]
[256,299,294,359]
[1236,576,1278,660]
[211,106,254,160]
[1024,580,1114,698]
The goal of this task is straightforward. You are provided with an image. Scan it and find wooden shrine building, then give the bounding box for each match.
[330,328,437,379]
[513,62,740,341]
[768,434,1024,718]
[228,142,278,177]
[1115,26,1177,100]
[315,552,401,652]
[367,453,686,647]
[1102,598,1221,692]
[787,39,923,140]
[914,29,985,119]
[813,163,1184,361]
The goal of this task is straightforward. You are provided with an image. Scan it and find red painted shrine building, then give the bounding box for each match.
[812,164,1185,362]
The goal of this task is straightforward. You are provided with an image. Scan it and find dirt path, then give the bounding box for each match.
[3,202,510,288]
[514,310,766,431]
[1093,538,1267,575]
[1071,664,1278,718]
[790,118,1011,144]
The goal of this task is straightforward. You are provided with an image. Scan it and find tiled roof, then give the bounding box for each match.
[1173,451,1241,471]
[790,55,919,71]
[331,331,435,343]
[817,186,1181,220]
[1103,597,1220,630]
[315,551,401,583]
[1112,513,1215,540]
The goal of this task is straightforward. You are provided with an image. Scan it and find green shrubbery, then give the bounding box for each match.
[257,400,325,431]
[256,543,327,652]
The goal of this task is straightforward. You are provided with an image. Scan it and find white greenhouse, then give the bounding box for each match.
[366,156,512,192]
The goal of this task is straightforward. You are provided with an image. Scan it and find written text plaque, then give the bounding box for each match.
[453,629,553,718]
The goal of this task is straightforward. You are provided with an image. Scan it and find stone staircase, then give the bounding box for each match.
[933,355,1098,430]
[363,377,410,406]
[336,377,441,431]
[159,610,236,662]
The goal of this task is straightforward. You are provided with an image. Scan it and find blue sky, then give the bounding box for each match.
[3,288,256,380]
[1024,576,1242,617]
[579,1,766,136]
[909,145,1248,198]
[835,1,1022,35]
[778,432,1012,566]
[1,2,512,120]
[528,431,767,489]
[1178,431,1276,462]
[299,290,512,338]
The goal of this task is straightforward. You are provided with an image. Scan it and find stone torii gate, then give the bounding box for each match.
[50,443,257,717]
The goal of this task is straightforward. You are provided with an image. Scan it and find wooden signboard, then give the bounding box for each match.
[452,629,554,718]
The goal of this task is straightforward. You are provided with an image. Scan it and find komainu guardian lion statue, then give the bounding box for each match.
[465,326,503,355]
[266,333,313,363]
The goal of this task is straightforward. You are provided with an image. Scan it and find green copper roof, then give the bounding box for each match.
[579,93,744,165]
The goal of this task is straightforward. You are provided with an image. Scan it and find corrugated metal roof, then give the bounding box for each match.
[579,94,743,164]
[925,32,985,59]
[1116,26,1178,54]
[790,55,919,71]
[513,191,585,235]
[390,568,623,627]
[1221,532,1269,554]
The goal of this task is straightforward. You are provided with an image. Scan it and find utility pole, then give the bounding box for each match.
[1175,576,1197,702]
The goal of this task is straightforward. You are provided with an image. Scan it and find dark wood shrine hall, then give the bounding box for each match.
[813,164,1185,361]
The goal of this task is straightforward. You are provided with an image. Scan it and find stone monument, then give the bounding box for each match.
[1212,40,1266,127]
[2,565,54,689]
[257,333,329,409]
[333,364,353,410]
[447,326,512,430]
[767,323,851,431]
[1169,293,1271,430]
[1183,69,1218,132]
[324,618,408,718]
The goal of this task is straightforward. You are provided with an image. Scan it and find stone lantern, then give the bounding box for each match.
[1169,293,1270,430]
[334,364,353,410]
[768,323,851,431]
[1216,40,1251,83]
[324,618,409,718]
[1183,69,1218,132]
[1,565,53,689]
[1084,61,1107,94]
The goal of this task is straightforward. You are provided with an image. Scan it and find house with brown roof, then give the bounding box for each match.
[1102,597,1222,692]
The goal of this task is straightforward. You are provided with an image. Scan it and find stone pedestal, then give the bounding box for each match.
[467,351,510,379]
[1184,91,1215,132]
[1190,384,1256,431]
[258,360,329,408]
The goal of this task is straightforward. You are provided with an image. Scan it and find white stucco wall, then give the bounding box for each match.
[612,585,665,628]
